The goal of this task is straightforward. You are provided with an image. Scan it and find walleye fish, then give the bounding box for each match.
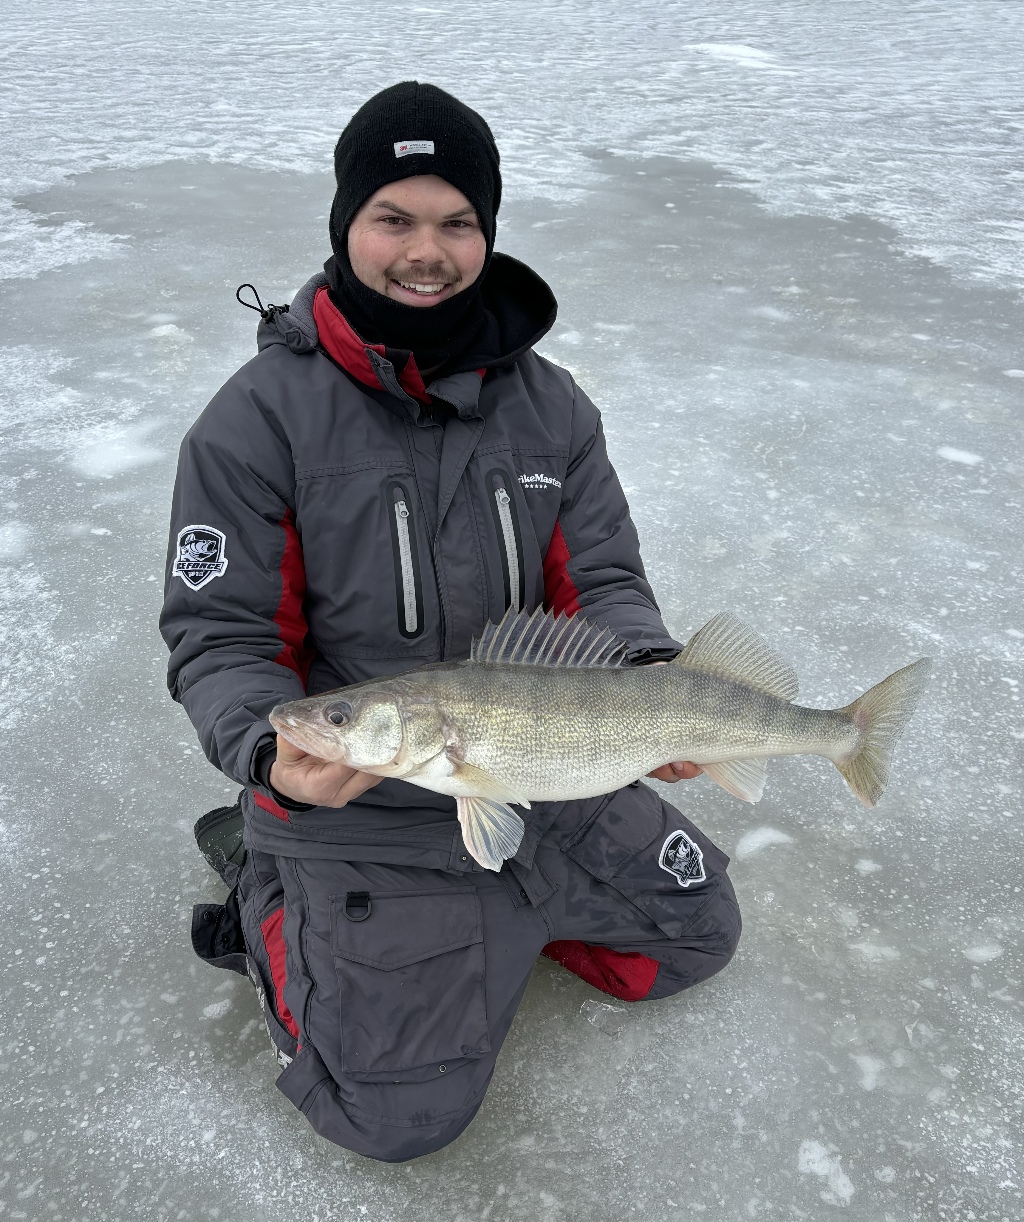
[270,609,931,872]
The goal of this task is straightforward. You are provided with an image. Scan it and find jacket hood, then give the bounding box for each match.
[255,252,557,377]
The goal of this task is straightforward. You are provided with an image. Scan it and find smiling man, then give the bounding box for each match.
[162,82,740,1161]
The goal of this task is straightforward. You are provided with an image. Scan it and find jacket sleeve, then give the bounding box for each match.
[160,359,310,788]
[543,377,685,663]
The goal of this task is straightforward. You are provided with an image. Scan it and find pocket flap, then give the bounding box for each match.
[331,887,482,971]
[563,786,665,882]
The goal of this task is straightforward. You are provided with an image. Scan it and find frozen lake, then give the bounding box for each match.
[1,3,1022,1219]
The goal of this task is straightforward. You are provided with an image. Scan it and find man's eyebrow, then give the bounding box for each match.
[370,201,477,220]
[371,200,415,217]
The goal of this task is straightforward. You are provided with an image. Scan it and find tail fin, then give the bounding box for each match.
[836,658,932,807]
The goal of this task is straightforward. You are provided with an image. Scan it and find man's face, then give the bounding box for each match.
[347,175,487,308]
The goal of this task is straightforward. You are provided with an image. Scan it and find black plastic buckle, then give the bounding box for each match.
[344,891,372,922]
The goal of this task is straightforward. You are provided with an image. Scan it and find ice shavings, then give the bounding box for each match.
[850,1053,886,1092]
[735,826,794,860]
[797,1140,855,1206]
[686,43,797,76]
[71,422,163,479]
[964,943,1004,964]
[848,941,901,962]
[0,199,126,282]
[0,522,30,559]
[937,446,983,466]
[0,346,163,476]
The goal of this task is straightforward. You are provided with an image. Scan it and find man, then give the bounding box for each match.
[162,82,740,1162]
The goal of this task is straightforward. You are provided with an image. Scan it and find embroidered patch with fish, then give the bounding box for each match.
[173,525,228,590]
[658,829,706,888]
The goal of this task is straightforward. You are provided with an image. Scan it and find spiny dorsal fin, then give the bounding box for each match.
[470,607,627,668]
[673,613,799,700]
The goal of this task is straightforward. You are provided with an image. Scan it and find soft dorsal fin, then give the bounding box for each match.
[673,613,799,700]
[470,607,627,668]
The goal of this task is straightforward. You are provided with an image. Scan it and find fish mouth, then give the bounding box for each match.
[269,708,345,762]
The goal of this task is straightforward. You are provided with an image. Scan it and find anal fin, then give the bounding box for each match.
[457,797,525,872]
[701,758,768,804]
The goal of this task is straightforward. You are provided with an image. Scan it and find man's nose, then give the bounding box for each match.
[403,224,447,265]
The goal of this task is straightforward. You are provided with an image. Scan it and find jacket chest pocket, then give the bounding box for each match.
[486,468,525,613]
[386,480,425,639]
[330,886,490,1082]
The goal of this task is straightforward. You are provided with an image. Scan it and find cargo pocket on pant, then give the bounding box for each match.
[330,886,490,1083]
[564,783,731,941]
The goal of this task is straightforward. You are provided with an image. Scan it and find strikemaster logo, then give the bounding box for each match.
[519,473,562,491]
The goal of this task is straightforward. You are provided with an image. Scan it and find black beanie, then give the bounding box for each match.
[324,82,503,369]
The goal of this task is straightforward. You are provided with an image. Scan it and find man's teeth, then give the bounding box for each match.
[397,281,446,295]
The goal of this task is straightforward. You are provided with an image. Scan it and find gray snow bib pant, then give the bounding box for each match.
[164,267,741,1161]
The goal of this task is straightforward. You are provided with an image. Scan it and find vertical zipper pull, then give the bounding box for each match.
[493,483,521,612]
[393,498,419,636]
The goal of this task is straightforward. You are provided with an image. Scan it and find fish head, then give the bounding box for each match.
[270,687,405,772]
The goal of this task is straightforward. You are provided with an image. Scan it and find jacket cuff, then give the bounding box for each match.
[626,645,683,666]
[248,730,315,813]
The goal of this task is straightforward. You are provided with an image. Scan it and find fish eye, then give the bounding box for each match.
[324,701,352,727]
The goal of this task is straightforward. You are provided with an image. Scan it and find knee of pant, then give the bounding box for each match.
[646,882,743,1000]
[360,1123,465,1164]
[302,1083,482,1163]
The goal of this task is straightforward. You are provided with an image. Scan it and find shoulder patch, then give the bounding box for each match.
[658,829,707,888]
[173,525,228,590]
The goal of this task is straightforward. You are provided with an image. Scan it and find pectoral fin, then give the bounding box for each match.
[448,756,532,810]
[701,758,768,803]
[457,797,525,872]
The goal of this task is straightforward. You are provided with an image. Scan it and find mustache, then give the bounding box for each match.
[385,263,462,287]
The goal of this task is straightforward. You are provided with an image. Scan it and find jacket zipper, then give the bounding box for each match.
[488,469,525,613]
[387,482,424,639]
[394,500,418,634]
[494,487,521,613]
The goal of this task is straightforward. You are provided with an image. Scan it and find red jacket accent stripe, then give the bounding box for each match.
[272,508,313,686]
[253,791,290,823]
[313,286,432,404]
[542,519,581,617]
[398,353,429,401]
[313,286,386,389]
[542,940,660,1002]
[260,907,300,1038]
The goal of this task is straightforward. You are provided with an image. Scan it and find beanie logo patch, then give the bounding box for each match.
[394,140,435,158]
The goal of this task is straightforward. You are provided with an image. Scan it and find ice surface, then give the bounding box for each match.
[1,3,1023,1220]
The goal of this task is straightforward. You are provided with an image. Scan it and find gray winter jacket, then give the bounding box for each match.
[161,256,682,863]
